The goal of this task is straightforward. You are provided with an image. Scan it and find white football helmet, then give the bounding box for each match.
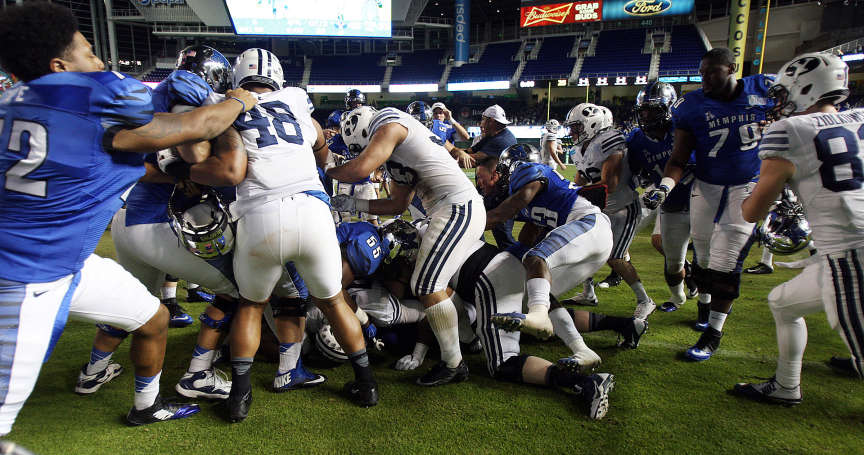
[340,106,378,152]
[564,103,605,144]
[598,106,614,130]
[770,52,849,119]
[233,48,284,91]
[545,119,560,133]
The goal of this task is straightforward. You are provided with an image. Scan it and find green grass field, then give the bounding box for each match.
[8,168,864,454]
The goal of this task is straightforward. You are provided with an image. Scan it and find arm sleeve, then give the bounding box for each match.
[671,97,692,132]
[599,132,627,156]
[509,163,546,194]
[93,74,155,130]
[758,120,793,160]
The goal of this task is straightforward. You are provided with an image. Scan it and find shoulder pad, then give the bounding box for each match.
[85,71,154,129]
[509,162,546,193]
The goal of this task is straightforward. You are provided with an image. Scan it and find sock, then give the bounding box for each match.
[668,282,686,306]
[588,312,631,333]
[773,310,806,389]
[86,348,114,375]
[760,248,774,268]
[277,342,301,374]
[231,357,254,392]
[526,278,551,308]
[161,285,177,301]
[582,278,596,299]
[425,299,462,368]
[347,348,374,383]
[355,307,370,325]
[630,281,650,303]
[546,365,582,389]
[188,345,215,373]
[624,252,631,262]
[708,310,728,332]
[549,307,587,354]
[133,371,161,410]
[187,283,200,291]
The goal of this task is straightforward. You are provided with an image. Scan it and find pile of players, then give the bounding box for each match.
[1,2,863,438]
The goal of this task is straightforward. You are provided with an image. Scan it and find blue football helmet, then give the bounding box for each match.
[345,89,366,110]
[168,187,235,259]
[634,81,677,132]
[176,45,232,94]
[494,143,541,193]
[406,101,433,128]
[379,219,421,264]
[326,109,344,129]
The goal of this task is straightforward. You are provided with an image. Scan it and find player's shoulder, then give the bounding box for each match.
[510,162,547,190]
[758,118,801,160]
[51,71,154,127]
[626,127,645,143]
[672,88,704,112]
[369,107,408,133]
[595,129,626,154]
[742,73,774,96]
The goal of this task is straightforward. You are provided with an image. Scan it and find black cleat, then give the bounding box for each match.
[732,377,802,406]
[828,356,863,378]
[126,395,199,426]
[416,360,469,387]
[597,272,622,289]
[685,327,723,361]
[226,386,252,423]
[744,263,774,275]
[343,380,379,407]
[617,318,648,349]
[684,261,699,298]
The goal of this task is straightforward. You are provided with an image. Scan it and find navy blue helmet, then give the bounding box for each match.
[175,45,232,94]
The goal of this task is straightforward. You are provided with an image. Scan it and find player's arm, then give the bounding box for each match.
[551,142,566,168]
[366,182,415,216]
[599,153,623,193]
[450,120,470,142]
[187,127,247,186]
[662,128,695,185]
[172,105,214,163]
[448,145,475,168]
[326,123,404,182]
[311,118,329,168]
[111,88,256,154]
[140,161,176,184]
[742,157,796,223]
[485,181,543,229]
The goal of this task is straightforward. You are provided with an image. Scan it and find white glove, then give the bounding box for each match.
[156,149,181,174]
[330,194,357,213]
[394,343,428,371]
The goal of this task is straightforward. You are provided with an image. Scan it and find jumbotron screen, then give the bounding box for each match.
[224,0,392,38]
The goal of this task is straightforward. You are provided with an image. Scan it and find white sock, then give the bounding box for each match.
[630,281,650,303]
[698,293,712,305]
[134,371,161,410]
[761,249,774,268]
[526,278,551,308]
[425,299,462,368]
[188,345,215,373]
[583,279,596,299]
[773,311,806,388]
[669,282,686,305]
[708,310,728,332]
[549,307,584,354]
[355,307,370,325]
[161,286,176,300]
[86,348,114,375]
[278,342,302,374]
[624,252,631,262]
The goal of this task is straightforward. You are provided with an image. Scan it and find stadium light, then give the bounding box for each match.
[389,83,439,93]
[446,80,510,91]
[596,77,608,86]
[614,76,627,86]
[842,53,864,62]
[557,79,567,87]
[519,80,536,88]
[577,77,589,87]
[306,84,382,93]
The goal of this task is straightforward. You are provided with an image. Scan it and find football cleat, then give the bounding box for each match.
[633,299,656,320]
[126,395,200,426]
[617,318,648,349]
[828,356,863,378]
[693,321,709,332]
[490,312,554,339]
[226,385,252,423]
[273,359,327,392]
[75,362,123,395]
[175,367,231,400]
[575,373,615,420]
[597,272,622,289]
[557,347,602,376]
[732,377,802,406]
[744,263,774,275]
[685,327,723,361]
[343,380,379,407]
[164,301,194,328]
[416,360,469,387]
[684,262,698,298]
[462,336,483,355]
[658,301,680,312]
[562,292,598,307]
[186,287,214,303]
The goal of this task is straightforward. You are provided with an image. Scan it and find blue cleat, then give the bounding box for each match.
[685,327,723,361]
[163,300,194,328]
[175,368,231,399]
[126,395,200,426]
[693,321,709,332]
[658,302,680,312]
[186,287,214,303]
[273,359,327,392]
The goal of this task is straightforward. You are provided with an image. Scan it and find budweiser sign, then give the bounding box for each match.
[520,2,602,27]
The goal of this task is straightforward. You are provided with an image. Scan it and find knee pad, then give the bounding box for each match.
[692,263,712,294]
[664,269,684,287]
[211,295,238,314]
[493,354,528,383]
[96,323,129,339]
[710,269,741,301]
[271,296,307,318]
[198,311,233,331]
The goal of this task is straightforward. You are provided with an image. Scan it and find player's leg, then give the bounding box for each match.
[658,210,691,312]
[605,200,655,319]
[270,295,326,391]
[732,262,822,404]
[568,309,648,349]
[823,249,864,379]
[175,295,235,400]
[67,255,200,425]
[688,180,716,331]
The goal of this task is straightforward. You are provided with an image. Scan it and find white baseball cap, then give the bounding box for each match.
[431,102,447,111]
[482,104,511,125]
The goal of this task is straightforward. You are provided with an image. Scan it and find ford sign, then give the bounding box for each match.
[624,0,672,16]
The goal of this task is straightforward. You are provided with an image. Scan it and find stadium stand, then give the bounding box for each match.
[580,29,651,78]
[521,36,577,81]
[141,68,172,82]
[309,54,386,84]
[448,41,521,82]
[390,49,446,84]
[658,25,707,76]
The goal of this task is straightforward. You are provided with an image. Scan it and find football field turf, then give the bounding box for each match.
[8,172,864,454]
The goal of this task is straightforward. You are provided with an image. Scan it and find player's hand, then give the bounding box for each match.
[225,88,257,112]
[642,185,670,210]
[394,354,421,370]
[457,150,475,168]
[442,107,453,121]
[330,194,357,212]
[156,149,192,181]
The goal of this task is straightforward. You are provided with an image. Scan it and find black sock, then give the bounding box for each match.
[697,302,710,323]
[588,313,631,332]
[347,348,374,383]
[231,357,253,391]
[546,365,581,388]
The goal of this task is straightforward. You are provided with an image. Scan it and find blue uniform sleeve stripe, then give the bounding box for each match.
[761,137,788,145]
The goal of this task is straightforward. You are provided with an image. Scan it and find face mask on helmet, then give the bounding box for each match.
[345,89,366,110]
[378,219,420,264]
[168,187,235,259]
[233,48,284,91]
[176,45,232,94]
[769,52,850,120]
[340,106,377,151]
[564,103,603,144]
[407,101,433,128]
[759,198,812,255]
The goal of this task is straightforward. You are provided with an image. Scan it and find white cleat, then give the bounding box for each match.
[75,362,124,395]
[633,299,657,320]
[491,311,555,339]
[175,367,231,400]
[557,346,602,375]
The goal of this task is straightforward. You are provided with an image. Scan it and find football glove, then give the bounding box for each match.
[330,194,357,213]
[394,343,429,371]
[642,185,670,210]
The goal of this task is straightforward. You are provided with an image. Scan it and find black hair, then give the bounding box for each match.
[702,48,735,67]
[0,2,79,82]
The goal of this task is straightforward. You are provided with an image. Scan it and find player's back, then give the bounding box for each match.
[577,128,636,212]
[510,162,598,229]
[337,221,387,277]
[0,71,152,282]
[369,108,476,210]
[759,109,864,254]
[232,87,323,203]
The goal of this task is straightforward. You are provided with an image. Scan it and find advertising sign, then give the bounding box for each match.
[454,0,470,64]
[600,0,693,20]
[519,2,602,27]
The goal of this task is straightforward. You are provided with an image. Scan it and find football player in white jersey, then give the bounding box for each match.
[541,119,567,171]
[568,103,657,319]
[731,52,864,404]
[328,106,487,386]
[225,49,377,421]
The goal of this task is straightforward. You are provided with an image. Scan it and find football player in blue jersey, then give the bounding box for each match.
[326,109,380,225]
[0,3,257,432]
[627,82,695,313]
[644,48,774,361]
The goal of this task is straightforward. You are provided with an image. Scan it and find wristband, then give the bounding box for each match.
[355,198,370,213]
[659,177,676,192]
[228,96,246,112]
